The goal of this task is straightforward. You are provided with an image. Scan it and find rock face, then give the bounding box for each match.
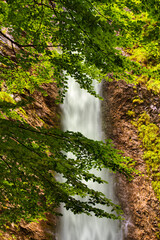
[23,82,60,128]
[102,80,160,240]
[0,213,57,240]
[0,82,59,240]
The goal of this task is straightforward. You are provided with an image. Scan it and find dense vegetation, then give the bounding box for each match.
[0,0,159,228]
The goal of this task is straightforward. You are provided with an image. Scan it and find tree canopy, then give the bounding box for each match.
[0,0,159,99]
[0,0,159,228]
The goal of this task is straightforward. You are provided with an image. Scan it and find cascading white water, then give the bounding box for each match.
[59,77,123,240]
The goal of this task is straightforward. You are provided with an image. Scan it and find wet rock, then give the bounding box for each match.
[102,80,160,240]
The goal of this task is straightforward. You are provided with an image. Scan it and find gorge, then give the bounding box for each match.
[0,1,159,239]
[0,79,159,240]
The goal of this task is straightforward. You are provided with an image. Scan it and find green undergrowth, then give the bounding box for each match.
[125,27,160,201]
[131,111,160,201]
[126,44,160,94]
[125,16,160,94]
[0,90,49,129]
[0,92,23,121]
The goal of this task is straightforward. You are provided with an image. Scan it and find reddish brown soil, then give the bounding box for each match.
[102,80,160,240]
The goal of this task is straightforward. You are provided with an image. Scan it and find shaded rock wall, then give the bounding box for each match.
[102,80,160,240]
[23,82,60,128]
[0,82,59,240]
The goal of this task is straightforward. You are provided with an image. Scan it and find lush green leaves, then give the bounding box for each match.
[0,0,159,227]
[0,118,133,227]
[0,0,158,101]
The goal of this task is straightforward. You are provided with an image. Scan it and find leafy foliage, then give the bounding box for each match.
[136,112,160,200]
[124,9,160,92]
[0,0,159,227]
[0,118,133,227]
[0,0,159,101]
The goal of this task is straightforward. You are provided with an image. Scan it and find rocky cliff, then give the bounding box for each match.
[0,82,59,240]
[102,80,160,240]
[1,80,159,240]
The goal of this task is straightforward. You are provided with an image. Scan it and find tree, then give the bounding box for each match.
[0,0,159,227]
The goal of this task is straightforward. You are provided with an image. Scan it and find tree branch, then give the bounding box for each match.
[32,0,52,9]
[0,31,56,51]
[48,0,56,10]
[0,31,35,49]
[0,156,12,171]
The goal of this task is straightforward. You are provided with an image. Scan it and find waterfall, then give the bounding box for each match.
[58,77,123,240]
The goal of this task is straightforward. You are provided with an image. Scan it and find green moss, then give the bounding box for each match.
[132,97,144,104]
[0,92,15,103]
[17,107,28,119]
[126,37,160,94]
[137,111,150,125]
[127,110,135,117]
[147,78,160,94]
[11,235,17,239]
[136,112,160,201]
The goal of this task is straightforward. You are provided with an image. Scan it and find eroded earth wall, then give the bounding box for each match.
[102,80,160,240]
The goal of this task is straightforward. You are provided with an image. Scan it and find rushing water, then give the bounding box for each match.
[59,77,123,240]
